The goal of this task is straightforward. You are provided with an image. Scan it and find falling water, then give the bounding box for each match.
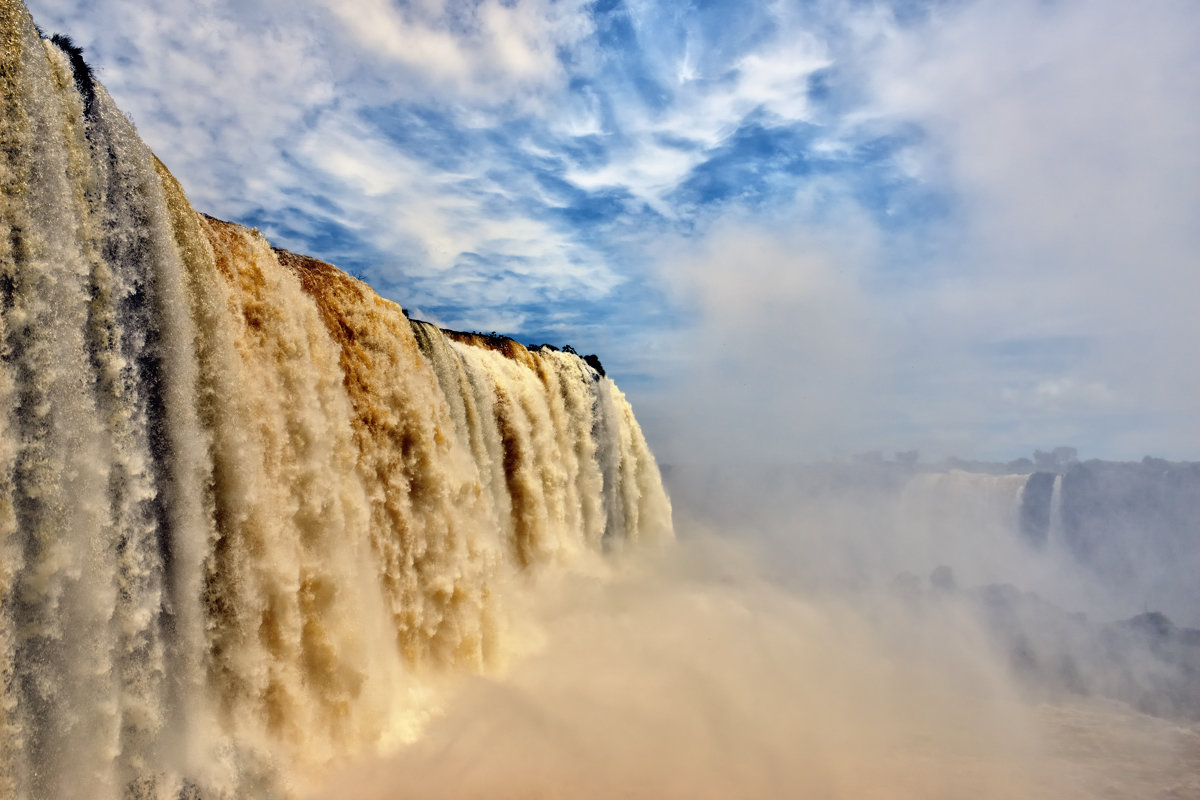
[0,3,672,795]
[892,470,1027,583]
[1047,474,1063,548]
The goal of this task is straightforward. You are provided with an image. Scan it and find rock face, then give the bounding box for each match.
[1018,471,1056,547]
[972,586,1200,721]
[1058,460,1200,585]
[0,4,672,797]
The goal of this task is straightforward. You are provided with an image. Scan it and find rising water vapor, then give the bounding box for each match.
[305,529,1200,800]
[0,3,670,794]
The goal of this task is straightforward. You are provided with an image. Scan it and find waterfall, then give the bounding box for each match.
[0,3,672,796]
[1047,474,1063,548]
[891,471,1029,588]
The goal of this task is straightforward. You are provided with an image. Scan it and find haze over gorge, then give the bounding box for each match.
[2,1,1199,798]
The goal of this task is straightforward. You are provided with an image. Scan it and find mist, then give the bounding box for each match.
[302,453,1200,799]
[309,541,1030,799]
[306,494,1199,799]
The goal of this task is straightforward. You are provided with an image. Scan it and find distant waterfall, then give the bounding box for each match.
[898,471,1027,545]
[0,4,672,796]
[1048,474,1063,547]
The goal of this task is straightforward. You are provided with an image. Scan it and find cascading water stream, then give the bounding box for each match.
[1047,474,1063,549]
[0,3,673,795]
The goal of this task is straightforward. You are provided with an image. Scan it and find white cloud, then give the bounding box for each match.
[633,216,884,465]
[26,0,620,310]
[853,0,1200,452]
[290,114,618,298]
[312,0,594,103]
[25,0,1200,460]
[1003,378,1117,412]
[562,23,831,212]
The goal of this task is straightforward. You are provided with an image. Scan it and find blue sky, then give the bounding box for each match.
[26,0,1200,464]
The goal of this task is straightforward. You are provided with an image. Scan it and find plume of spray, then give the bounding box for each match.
[304,514,1200,800]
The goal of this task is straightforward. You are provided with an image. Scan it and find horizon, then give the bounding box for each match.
[25,0,1200,465]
